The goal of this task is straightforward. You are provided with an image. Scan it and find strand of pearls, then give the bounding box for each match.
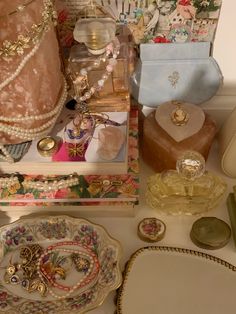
[39,249,94,291]
[22,173,79,192]
[0,174,19,188]
[0,33,45,92]
[0,95,67,122]
[0,77,67,143]
[0,13,66,163]
[0,144,14,163]
[0,172,79,192]
[75,38,120,104]
[37,241,100,300]
[0,0,57,60]
[0,78,67,163]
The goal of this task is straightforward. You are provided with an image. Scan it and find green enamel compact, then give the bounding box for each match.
[190,217,231,250]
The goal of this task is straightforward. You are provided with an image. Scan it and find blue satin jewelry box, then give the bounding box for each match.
[131,42,223,107]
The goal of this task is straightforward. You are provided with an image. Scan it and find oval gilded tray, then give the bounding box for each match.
[0,216,122,313]
[117,246,236,314]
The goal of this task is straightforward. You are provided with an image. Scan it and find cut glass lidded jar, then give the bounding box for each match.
[146,151,227,215]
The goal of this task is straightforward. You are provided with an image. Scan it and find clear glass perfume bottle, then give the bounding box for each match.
[146,151,227,215]
[68,40,129,96]
[67,2,131,112]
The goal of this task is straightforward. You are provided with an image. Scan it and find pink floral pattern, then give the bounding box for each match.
[138,218,165,242]
[141,219,162,236]
[0,110,139,207]
[74,225,99,254]
[0,217,121,313]
[122,0,221,43]
[0,288,21,310]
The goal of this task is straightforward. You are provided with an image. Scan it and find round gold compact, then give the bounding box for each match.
[138,218,166,243]
[37,136,59,157]
[190,217,231,250]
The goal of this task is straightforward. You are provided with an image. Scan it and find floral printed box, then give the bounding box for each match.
[55,0,222,47]
[0,110,139,212]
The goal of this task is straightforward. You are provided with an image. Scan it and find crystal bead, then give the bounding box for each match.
[98,79,105,87]
[90,87,96,94]
[102,74,108,80]
[109,58,117,66]
[93,61,100,67]
[80,68,87,76]
[17,5,25,12]
[85,91,91,99]
[106,65,113,72]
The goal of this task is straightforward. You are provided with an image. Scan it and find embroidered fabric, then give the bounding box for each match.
[0,0,64,145]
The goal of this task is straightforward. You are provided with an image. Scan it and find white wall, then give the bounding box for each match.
[214,0,236,96]
[201,1,236,125]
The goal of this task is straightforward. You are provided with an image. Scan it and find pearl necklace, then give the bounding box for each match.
[0,174,19,188]
[0,172,80,192]
[0,35,43,92]
[0,144,14,163]
[0,76,67,143]
[0,0,57,60]
[22,173,79,192]
[0,78,67,163]
[40,249,94,291]
[37,241,100,300]
[74,38,120,105]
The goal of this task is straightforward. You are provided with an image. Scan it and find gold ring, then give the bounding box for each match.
[37,136,59,157]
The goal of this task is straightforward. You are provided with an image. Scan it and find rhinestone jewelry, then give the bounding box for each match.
[4,244,48,297]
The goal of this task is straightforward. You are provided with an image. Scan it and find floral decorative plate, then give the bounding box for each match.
[117,246,236,314]
[0,216,122,313]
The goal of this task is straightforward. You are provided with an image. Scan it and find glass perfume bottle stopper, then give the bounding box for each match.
[73,2,116,55]
[176,150,205,180]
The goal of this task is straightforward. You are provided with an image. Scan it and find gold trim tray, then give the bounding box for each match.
[0,215,122,313]
[117,246,236,314]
